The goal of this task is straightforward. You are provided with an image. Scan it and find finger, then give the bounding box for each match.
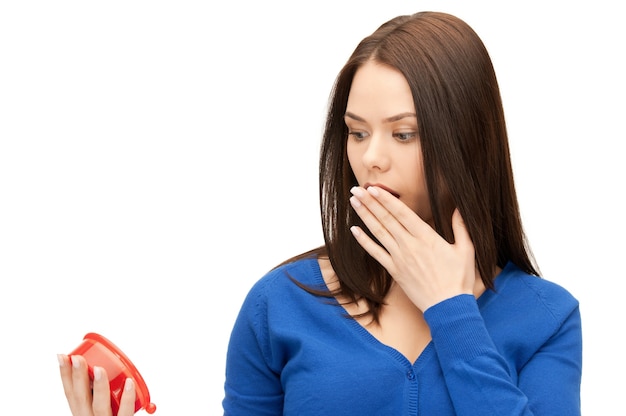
[58,354,78,411]
[451,209,477,292]
[69,355,95,414]
[365,186,433,237]
[58,354,73,395]
[91,366,113,416]
[117,378,137,416]
[349,187,401,251]
[451,208,473,254]
[349,225,395,272]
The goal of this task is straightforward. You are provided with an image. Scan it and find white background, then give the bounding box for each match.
[1,1,623,414]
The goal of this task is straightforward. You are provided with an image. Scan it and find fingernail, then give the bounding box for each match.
[72,356,80,369]
[350,226,361,237]
[57,354,65,367]
[350,186,364,197]
[366,186,379,197]
[93,366,102,381]
[349,196,361,208]
[125,378,134,391]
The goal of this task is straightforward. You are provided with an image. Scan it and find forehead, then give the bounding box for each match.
[346,61,415,115]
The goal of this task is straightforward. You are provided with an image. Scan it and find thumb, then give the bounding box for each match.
[451,208,473,252]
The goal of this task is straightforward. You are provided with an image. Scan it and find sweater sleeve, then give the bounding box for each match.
[222,281,284,416]
[424,294,582,416]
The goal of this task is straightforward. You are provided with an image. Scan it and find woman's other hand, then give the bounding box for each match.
[58,354,136,416]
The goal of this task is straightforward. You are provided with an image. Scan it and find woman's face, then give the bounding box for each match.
[345,60,432,225]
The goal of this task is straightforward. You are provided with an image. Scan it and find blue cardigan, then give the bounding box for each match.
[223,257,582,415]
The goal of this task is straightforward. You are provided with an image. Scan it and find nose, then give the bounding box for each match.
[361,134,391,172]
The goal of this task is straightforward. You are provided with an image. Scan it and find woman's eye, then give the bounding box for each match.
[394,132,418,142]
[348,131,368,141]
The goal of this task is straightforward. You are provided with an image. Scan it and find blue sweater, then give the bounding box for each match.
[223,257,582,415]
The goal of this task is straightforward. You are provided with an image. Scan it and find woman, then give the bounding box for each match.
[222,11,581,415]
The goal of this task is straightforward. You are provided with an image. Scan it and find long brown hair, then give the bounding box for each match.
[282,11,539,322]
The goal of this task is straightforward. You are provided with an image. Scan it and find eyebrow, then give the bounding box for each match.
[344,111,417,123]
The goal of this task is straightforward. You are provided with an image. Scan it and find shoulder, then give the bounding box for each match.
[486,262,580,327]
[479,263,582,373]
[239,256,323,311]
[249,256,321,293]
[230,256,329,353]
